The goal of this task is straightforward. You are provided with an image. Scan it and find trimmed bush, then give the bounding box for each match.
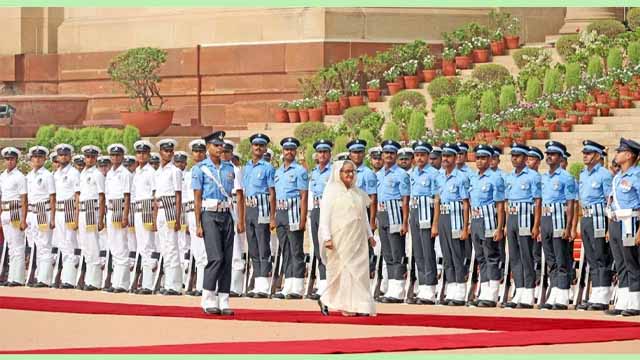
[586,19,626,38]
[499,84,517,111]
[512,47,542,69]
[629,8,640,31]
[556,34,580,61]
[389,90,427,113]
[564,63,581,89]
[471,64,512,85]
[569,163,585,180]
[454,95,477,125]
[587,56,604,78]
[343,106,373,126]
[480,90,499,115]
[629,41,640,66]
[383,121,401,141]
[294,122,329,145]
[333,135,349,153]
[607,47,623,71]
[358,129,376,151]
[31,125,141,154]
[525,77,542,102]
[543,68,563,95]
[407,110,426,140]
[434,104,454,131]
[428,76,461,100]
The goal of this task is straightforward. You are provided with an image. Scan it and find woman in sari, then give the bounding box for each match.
[318,160,376,316]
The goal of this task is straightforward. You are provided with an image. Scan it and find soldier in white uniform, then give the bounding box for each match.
[131,140,157,294]
[222,140,246,296]
[123,155,138,272]
[52,144,81,288]
[0,147,28,286]
[26,146,56,287]
[183,139,207,296]
[104,144,133,292]
[173,151,190,285]
[155,139,183,295]
[73,154,85,172]
[77,145,106,290]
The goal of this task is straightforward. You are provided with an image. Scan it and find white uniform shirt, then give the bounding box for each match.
[0,168,27,201]
[105,165,132,201]
[26,167,56,204]
[132,163,156,202]
[155,162,182,198]
[54,164,80,201]
[79,166,105,201]
[182,168,193,203]
[231,164,243,195]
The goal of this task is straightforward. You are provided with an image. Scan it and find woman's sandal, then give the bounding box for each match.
[317,299,330,316]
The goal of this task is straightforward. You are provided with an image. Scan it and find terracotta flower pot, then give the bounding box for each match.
[586,106,598,116]
[484,132,498,143]
[367,89,381,102]
[442,60,456,76]
[534,116,544,127]
[455,55,473,70]
[560,124,572,132]
[422,69,437,82]
[608,98,619,109]
[522,129,534,140]
[403,75,419,89]
[387,82,402,95]
[298,109,309,122]
[275,109,289,123]
[326,101,341,115]
[395,76,406,89]
[633,90,640,101]
[499,137,512,148]
[339,96,350,112]
[568,114,579,124]
[349,96,364,107]
[287,109,300,123]
[621,99,633,108]
[472,49,490,63]
[554,109,567,119]
[535,129,549,139]
[581,114,593,124]
[596,93,609,104]
[574,102,587,112]
[619,85,631,97]
[504,35,520,49]
[599,107,610,116]
[490,41,505,56]
[120,110,174,136]
[308,108,323,122]
[545,122,557,132]
[467,152,476,162]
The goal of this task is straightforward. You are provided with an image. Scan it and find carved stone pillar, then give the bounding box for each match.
[559,7,619,34]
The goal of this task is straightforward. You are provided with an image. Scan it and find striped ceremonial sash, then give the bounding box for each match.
[247,193,271,224]
[445,201,464,239]
[2,200,21,228]
[472,204,498,238]
[108,198,125,228]
[56,199,77,229]
[583,203,607,238]
[30,201,50,231]
[135,199,154,231]
[543,203,566,237]
[80,199,99,232]
[411,196,433,229]
[287,197,301,231]
[158,195,177,229]
[379,199,403,234]
[128,202,136,232]
[508,202,533,236]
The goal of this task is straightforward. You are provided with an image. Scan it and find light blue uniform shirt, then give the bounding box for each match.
[310,163,332,198]
[505,167,542,203]
[469,169,505,208]
[436,168,470,203]
[192,158,236,200]
[541,167,578,204]
[274,161,309,201]
[579,163,612,206]
[611,165,640,211]
[242,159,275,197]
[376,164,410,202]
[356,164,378,195]
[409,164,439,197]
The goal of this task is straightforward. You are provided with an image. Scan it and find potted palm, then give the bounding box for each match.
[402,60,419,89]
[441,47,457,76]
[366,79,382,102]
[422,55,437,82]
[108,47,173,136]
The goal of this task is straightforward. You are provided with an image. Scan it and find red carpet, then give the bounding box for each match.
[2,295,640,354]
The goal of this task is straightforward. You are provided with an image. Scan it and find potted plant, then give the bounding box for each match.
[366,79,382,102]
[490,30,505,56]
[581,111,593,124]
[567,110,581,125]
[286,99,301,123]
[308,97,324,122]
[402,60,419,89]
[585,94,598,115]
[471,37,490,63]
[520,125,534,140]
[504,16,521,49]
[348,80,364,107]
[384,66,402,95]
[299,98,314,122]
[326,89,342,115]
[498,129,512,148]
[511,131,524,143]
[534,127,549,139]
[275,101,289,123]
[621,95,634,109]
[456,42,473,69]
[559,119,573,132]
[441,47,457,76]
[107,47,173,136]
[607,84,620,108]
[598,103,611,116]
[422,55,437,82]
[544,118,558,132]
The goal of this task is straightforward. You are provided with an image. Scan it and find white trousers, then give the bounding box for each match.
[1,212,26,284]
[78,210,103,287]
[230,229,247,294]
[26,212,53,284]
[157,209,182,291]
[134,212,158,290]
[53,211,79,285]
[107,210,130,289]
[186,211,207,290]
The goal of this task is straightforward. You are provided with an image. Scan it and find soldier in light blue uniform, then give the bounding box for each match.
[429,146,442,170]
[192,131,244,316]
[375,140,410,303]
[504,143,542,308]
[539,141,577,310]
[242,133,276,298]
[526,145,544,289]
[527,146,544,172]
[574,140,613,311]
[489,146,506,180]
[308,139,333,299]
[607,138,640,317]
[398,147,414,171]
[468,144,506,308]
[456,142,472,175]
[273,137,309,299]
[407,140,440,304]
[432,143,470,306]
[347,139,378,278]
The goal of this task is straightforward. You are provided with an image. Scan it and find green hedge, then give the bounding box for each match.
[564,63,581,89]
[629,8,640,31]
[586,19,626,38]
[389,90,427,113]
[31,125,140,154]
[471,64,512,85]
[454,95,477,125]
[343,106,373,126]
[428,76,461,100]
[512,47,543,69]
[607,47,623,71]
[434,104,454,131]
[525,77,542,102]
[587,56,604,78]
[543,68,563,95]
[294,122,329,145]
[480,90,498,115]
[499,84,517,111]
[556,34,580,61]
[629,41,640,66]
[383,121,401,141]
[407,110,426,140]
